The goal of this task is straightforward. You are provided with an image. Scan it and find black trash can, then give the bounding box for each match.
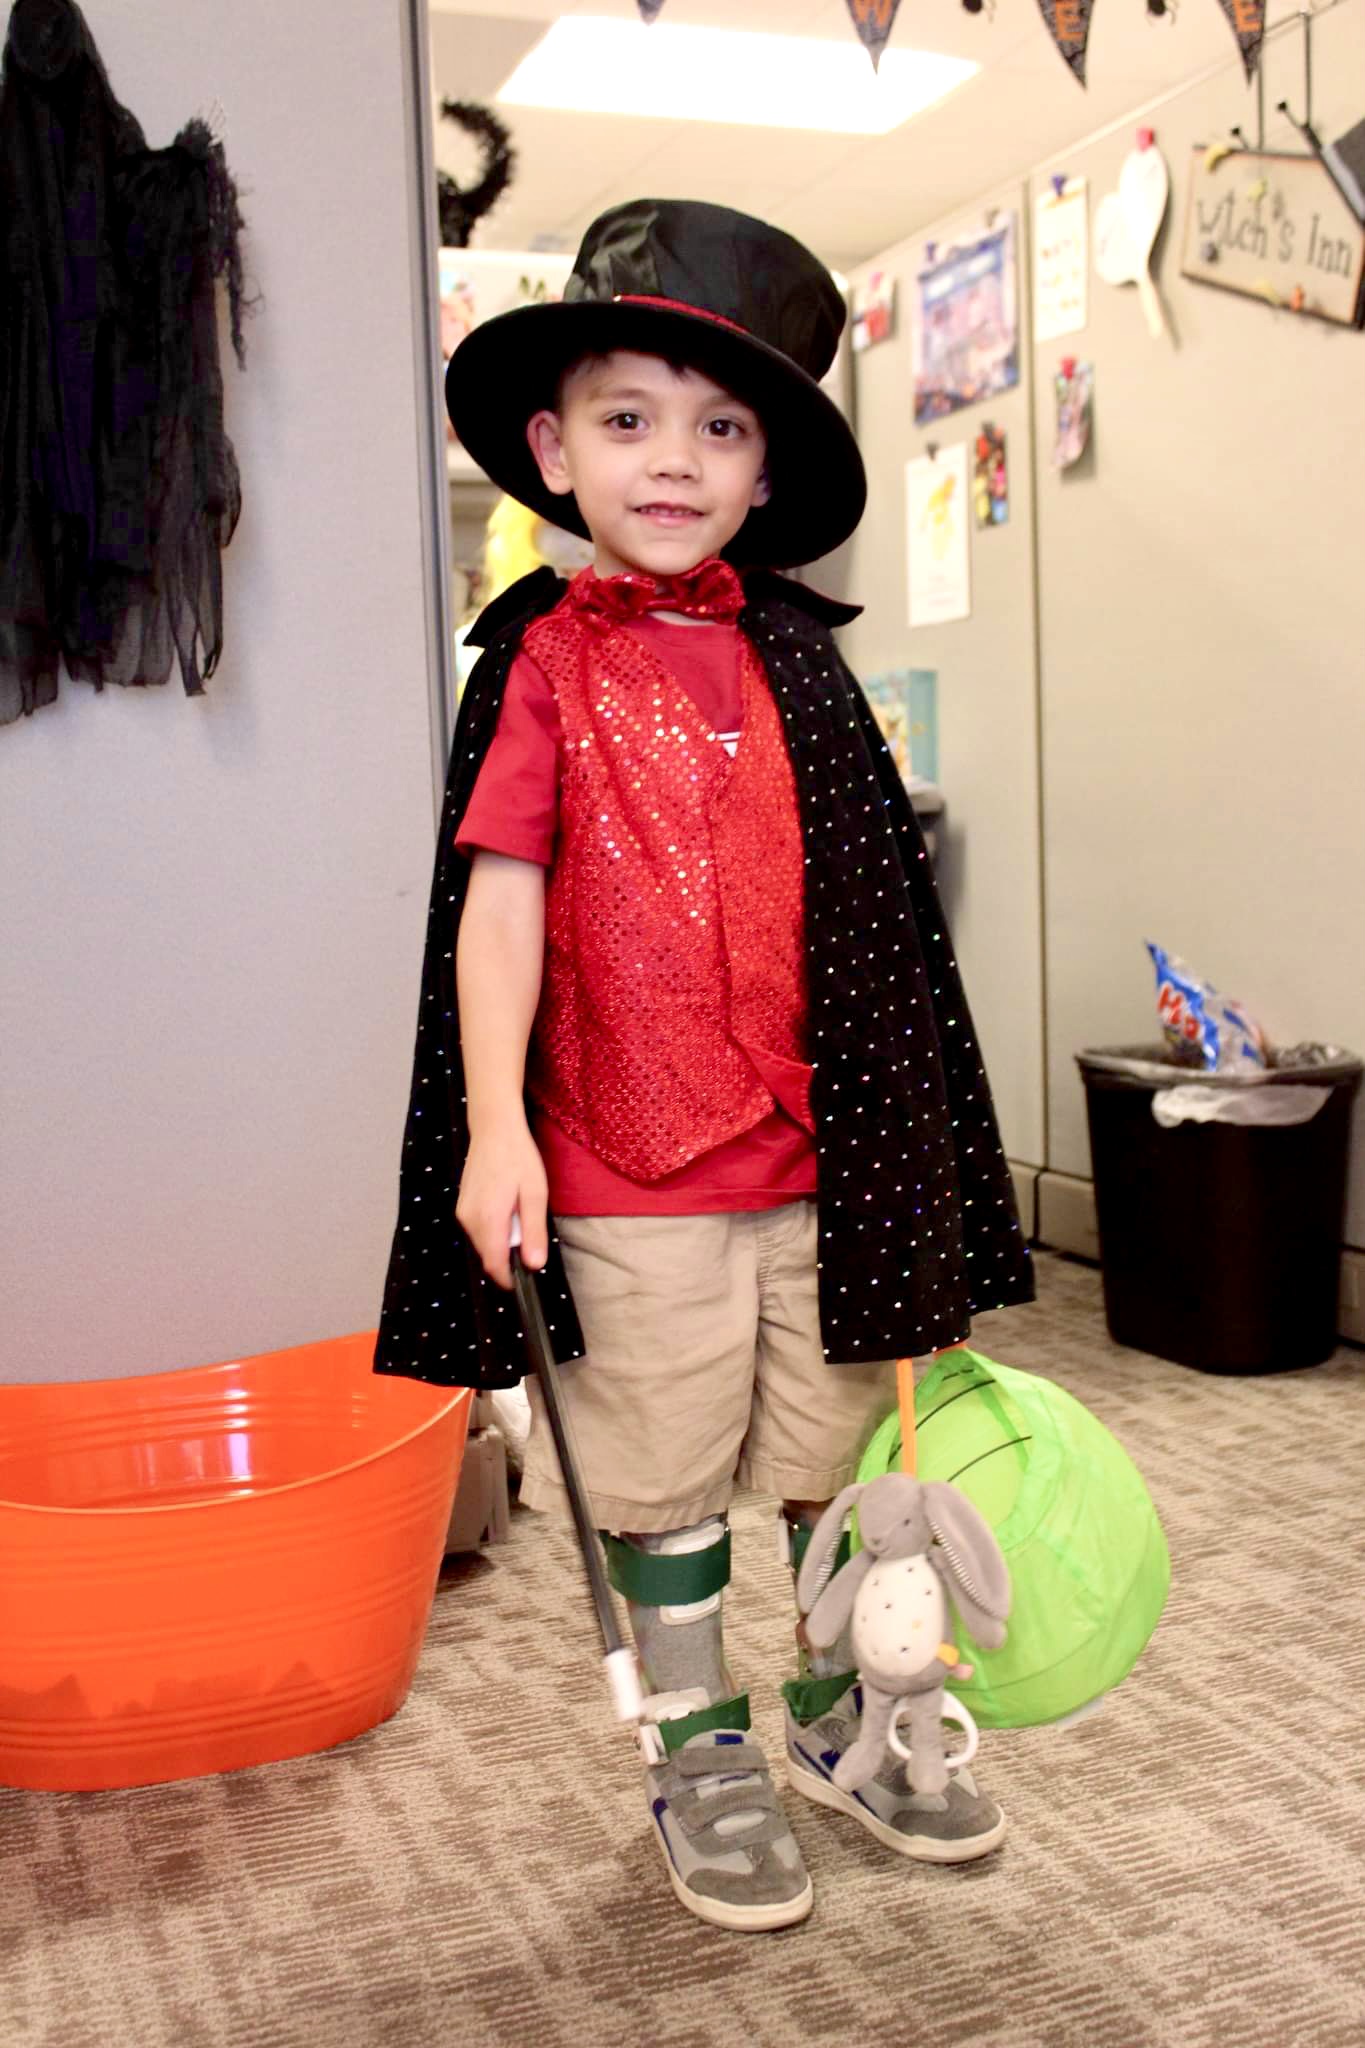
[1077,1045,1362,1373]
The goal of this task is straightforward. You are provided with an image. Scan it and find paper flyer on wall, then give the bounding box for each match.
[907,444,971,628]
[913,219,1020,426]
[1034,176,1088,341]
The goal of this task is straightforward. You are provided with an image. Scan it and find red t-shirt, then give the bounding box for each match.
[456,614,818,1215]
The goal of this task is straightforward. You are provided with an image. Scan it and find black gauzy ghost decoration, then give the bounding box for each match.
[0,0,252,728]
[436,100,516,249]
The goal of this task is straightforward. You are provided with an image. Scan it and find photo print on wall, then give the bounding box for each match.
[973,425,1009,527]
[1053,359,1094,470]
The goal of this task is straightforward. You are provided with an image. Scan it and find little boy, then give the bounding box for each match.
[376,199,1033,1931]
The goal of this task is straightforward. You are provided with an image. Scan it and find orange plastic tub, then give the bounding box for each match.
[0,1332,470,1792]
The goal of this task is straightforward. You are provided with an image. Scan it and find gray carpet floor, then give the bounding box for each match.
[3,1253,1364,2048]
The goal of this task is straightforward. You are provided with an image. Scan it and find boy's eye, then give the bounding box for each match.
[705,417,746,439]
[605,411,643,432]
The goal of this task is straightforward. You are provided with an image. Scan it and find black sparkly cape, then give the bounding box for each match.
[374,568,1034,1391]
[0,0,248,726]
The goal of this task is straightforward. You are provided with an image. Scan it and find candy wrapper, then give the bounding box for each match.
[1146,942,1268,1071]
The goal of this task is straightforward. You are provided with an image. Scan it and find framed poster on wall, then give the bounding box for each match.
[913,218,1020,427]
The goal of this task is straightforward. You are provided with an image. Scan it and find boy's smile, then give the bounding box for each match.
[527,351,770,582]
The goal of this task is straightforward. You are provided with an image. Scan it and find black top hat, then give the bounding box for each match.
[445,199,866,568]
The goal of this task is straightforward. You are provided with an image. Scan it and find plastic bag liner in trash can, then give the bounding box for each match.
[856,1349,1170,1728]
[1077,1044,1362,1373]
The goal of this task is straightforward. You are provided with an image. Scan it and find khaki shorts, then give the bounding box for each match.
[519,1201,899,1534]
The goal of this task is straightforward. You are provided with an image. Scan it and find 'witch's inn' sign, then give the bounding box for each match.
[1181,148,1365,327]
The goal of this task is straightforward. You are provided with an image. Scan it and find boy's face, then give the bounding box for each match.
[526,351,770,579]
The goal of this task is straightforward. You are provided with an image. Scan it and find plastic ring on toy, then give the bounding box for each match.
[887,1690,979,1774]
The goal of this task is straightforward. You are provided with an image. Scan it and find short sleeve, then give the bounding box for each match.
[455,648,561,866]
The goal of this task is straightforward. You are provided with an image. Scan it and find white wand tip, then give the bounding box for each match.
[605,1647,645,1724]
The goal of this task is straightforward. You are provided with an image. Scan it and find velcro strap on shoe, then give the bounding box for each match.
[655,1693,751,1755]
[602,1529,731,1607]
[675,1737,768,1778]
[780,1670,858,1726]
[671,1780,783,1841]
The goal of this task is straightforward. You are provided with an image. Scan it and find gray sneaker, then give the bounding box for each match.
[785,1685,1006,1863]
[646,1728,814,1931]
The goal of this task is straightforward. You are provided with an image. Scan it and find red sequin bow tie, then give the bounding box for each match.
[566,558,745,625]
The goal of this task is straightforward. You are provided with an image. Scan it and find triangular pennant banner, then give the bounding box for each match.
[1324,118,1365,223]
[845,0,905,70]
[1215,0,1265,80]
[1035,0,1093,85]
[636,0,666,20]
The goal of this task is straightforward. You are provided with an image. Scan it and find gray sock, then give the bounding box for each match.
[624,1516,732,1705]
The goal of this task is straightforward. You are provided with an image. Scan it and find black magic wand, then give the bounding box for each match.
[509,1223,648,1737]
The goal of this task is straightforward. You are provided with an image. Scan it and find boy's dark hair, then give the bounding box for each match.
[553,349,767,429]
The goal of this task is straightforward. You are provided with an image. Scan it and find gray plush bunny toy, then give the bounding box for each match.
[796,1472,1011,1796]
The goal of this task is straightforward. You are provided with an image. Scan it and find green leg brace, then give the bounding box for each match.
[602,1520,753,1756]
[779,1510,859,1727]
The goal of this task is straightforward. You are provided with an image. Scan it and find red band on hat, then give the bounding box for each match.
[613,294,751,339]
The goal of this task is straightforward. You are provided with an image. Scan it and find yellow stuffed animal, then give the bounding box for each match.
[455,496,593,693]
[482,494,547,608]
[484,493,594,605]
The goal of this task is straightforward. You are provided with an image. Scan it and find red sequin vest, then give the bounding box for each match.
[523,606,812,1181]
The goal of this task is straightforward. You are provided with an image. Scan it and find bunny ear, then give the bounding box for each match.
[922,1481,1011,1645]
[794,1483,863,1613]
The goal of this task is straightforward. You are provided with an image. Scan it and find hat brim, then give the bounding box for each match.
[445,299,866,570]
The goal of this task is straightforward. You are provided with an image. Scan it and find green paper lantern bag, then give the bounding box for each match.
[856,1349,1170,1729]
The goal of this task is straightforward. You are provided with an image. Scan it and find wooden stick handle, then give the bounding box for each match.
[896,1357,917,1476]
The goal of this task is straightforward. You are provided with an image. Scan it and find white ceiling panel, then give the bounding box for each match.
[430,0,1320,269]
[772,193,939,273]
[431,0,832,23]
[430,10,544,103]
[627,123,866,189]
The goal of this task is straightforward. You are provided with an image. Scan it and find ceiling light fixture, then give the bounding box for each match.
[496,17,977,137]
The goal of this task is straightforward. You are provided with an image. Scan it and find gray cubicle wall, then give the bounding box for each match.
[1030,4,1365,1255]
[0,0,446,1380]
[839,181,1048,1181]
[843,0,1365,1311]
